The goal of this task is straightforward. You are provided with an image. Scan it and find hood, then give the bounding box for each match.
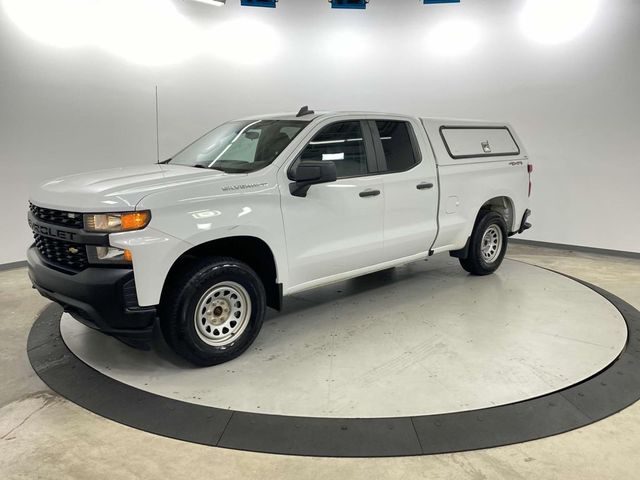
[29,164,230,212]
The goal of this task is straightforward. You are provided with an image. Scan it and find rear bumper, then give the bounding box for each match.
[27,246,156,346]
[517,209,532,234]
[509,209,532,237]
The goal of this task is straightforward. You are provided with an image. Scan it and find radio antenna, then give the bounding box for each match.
[155,85,160,163]
[296,105,315,117]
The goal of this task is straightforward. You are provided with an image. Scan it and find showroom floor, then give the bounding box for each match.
[1,244,639,479]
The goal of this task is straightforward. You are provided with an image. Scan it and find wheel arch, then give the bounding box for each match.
[450,196,514,260]
[162,235,283,311]
[479,196,516,233]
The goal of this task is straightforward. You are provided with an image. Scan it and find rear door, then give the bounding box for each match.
[369,119,439,260]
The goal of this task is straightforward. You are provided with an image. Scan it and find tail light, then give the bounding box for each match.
[527,163,533,197]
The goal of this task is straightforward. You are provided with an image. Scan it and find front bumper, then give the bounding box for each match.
[27,246,156,347]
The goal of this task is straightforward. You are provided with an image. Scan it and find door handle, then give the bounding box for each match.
[359,189,381,198]
[417,182,434,190]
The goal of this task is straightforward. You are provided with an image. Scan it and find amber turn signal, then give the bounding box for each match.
[121,211,151,231]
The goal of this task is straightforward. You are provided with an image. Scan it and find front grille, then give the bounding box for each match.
[34,234,88,271]
[29,203,83,229]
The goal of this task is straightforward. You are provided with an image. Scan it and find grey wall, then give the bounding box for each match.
[1,0,639,264]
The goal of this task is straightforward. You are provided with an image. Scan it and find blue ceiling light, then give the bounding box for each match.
[241,0,277,7]
[330,0,368,10]
[424,0,460,4]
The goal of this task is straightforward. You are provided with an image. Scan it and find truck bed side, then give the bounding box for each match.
[421,118,530,253]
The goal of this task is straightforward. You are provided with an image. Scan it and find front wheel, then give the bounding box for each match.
[459,211,508,276]
[160,257,266,366]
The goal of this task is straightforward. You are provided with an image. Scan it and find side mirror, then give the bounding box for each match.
[289,160,337,197]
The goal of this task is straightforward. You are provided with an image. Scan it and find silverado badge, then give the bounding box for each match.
[222,182,269,192]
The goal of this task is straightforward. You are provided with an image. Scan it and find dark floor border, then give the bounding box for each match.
[27,268,640,457]
[0,260,27,272]
[510,238,640,260]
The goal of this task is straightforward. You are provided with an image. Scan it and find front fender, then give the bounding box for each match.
[110,227,194,306]
[118,178,288,306]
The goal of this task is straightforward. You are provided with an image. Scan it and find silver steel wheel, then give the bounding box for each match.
[481,224,503,264]
[194,281,252,347]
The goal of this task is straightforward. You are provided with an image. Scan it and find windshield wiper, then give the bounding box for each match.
[192,165,228,172]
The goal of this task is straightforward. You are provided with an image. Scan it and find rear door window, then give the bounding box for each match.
[373,121,420,173]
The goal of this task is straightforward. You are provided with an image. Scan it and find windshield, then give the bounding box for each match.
[169,119,308,173]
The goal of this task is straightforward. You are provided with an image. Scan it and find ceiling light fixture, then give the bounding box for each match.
[330,0,368,10]
[240,0,277,7]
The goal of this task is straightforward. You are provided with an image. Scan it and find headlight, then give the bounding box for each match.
[87,246,133,264]
[84,211,151,232]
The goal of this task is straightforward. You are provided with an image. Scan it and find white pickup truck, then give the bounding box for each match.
[27,108,532,366]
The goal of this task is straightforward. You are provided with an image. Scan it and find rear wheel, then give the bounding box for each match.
[459,211,508,276]
[160,257,266,366]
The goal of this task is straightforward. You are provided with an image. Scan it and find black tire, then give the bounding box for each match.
[160,257,266,367]
[459,211,508,276]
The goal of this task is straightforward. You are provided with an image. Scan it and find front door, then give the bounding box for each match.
[279,120,385,290]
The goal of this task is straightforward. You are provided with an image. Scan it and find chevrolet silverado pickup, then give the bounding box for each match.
[27,108,532,366]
